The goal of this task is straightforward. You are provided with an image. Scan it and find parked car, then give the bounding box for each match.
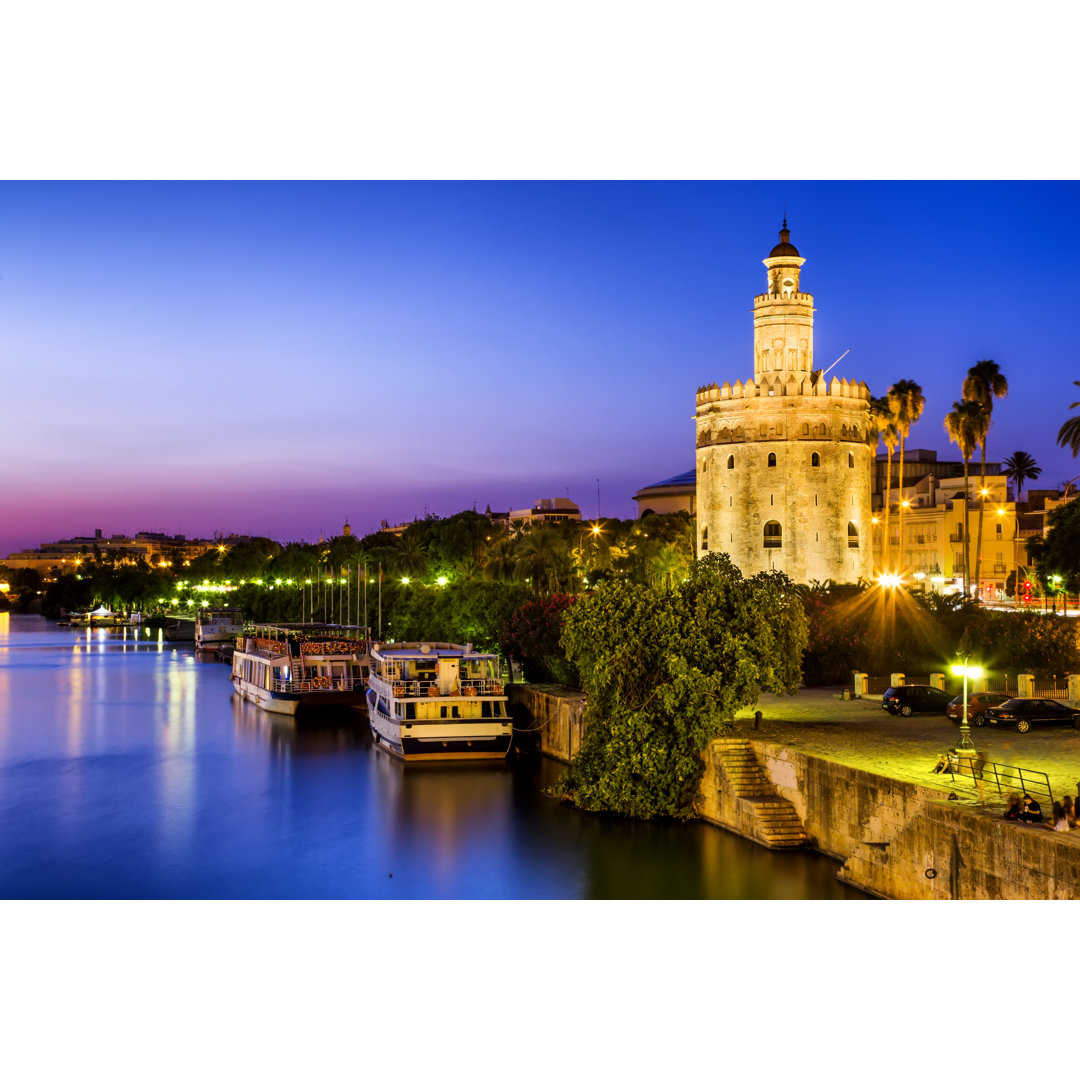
[881,685,953,716]
[947,691,1012,725]
[983,698,1080,733]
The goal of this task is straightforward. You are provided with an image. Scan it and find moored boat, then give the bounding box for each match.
[195,607,244,653]
[366,642,512,762]
[231,624,370,715]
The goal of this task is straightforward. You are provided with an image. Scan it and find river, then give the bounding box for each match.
[0,613,865,899]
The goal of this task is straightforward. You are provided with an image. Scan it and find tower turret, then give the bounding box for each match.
[753,219,815,381]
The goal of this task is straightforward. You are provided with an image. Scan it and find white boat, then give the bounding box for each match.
[366,642,512,762]
[195,607,244,653]
[231,623,370,716]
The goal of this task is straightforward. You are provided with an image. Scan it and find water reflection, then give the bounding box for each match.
[232,695,369,754]
[0,615,866,899]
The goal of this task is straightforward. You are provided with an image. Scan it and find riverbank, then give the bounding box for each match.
[509,683,1080,898]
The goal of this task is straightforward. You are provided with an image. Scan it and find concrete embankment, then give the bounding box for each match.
[508,683,1080,899]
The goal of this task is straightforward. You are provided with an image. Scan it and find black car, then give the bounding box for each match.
[881,684,953,716]
[983,698,1080,733]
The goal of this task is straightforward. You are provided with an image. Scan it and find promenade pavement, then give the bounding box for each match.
[733,686,1080,816]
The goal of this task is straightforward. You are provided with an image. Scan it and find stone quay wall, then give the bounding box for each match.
[701,740,1080,899]
[507,683,587,764]
[513,685,1080,899]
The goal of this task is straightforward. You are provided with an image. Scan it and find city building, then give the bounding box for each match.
[633,470,696,517]
[3,530,244,573]
[694,223,873,583]
[507,498,581,526]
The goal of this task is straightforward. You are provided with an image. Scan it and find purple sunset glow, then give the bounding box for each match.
[3,180,1078,557]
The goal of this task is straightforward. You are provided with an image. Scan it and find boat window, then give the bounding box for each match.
[452,706,460,718]
[482,701,492,718]
[440,706,447,718]
[405,703,415,720]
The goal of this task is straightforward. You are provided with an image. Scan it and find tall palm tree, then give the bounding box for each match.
[962,359,1008,595]
[1056,381,1080,456]
[1002,451,1041,596]
[869,396,899,574]
[944,399,987,597]
[1002,450,1041,505]
[887,379,925,579]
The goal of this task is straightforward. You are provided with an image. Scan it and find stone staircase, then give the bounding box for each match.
[713,738,810,849]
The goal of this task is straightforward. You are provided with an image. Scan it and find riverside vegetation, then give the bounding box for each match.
[3,508,1078,820]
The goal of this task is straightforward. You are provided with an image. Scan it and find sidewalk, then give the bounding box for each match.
[734,686,1080,815]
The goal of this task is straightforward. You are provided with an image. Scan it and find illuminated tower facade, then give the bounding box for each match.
[694,223,873,583]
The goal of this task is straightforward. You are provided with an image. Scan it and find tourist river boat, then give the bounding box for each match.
[195,607,244,653]
[366,642,512,761]
[231,623,370,715]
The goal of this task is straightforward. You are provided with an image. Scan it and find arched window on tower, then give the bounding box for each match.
[763,521,782,549]
[848,452,854,468]
[701,527,709,552]
[848,522,859,549]
[767,452,777,467]
[802,423,810,436]
[811,452,820,467]
[818,423,827,437]
[726,455,734,469]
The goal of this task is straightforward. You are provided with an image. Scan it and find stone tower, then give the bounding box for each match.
[694,223,873,584]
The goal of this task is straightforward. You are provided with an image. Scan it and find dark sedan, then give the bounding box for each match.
[983,698,1080,733]
[881,685,953,716]
[947,691,1012,725]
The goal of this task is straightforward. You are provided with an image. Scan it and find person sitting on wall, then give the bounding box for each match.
[1019,794,1044,823]
[931,754,953,774]
[1049,802,1071,832]
[1063,795,1077,828]
[1002,793,1022,820]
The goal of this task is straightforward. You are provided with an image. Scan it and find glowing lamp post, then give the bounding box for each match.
[950,662,983,750]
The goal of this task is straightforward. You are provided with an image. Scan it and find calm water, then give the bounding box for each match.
[0,614,864,899]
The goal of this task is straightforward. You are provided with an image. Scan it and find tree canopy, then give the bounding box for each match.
[556,553,807,820]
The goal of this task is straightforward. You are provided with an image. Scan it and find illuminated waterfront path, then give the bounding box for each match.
[0,615,864,899]
[735,688,1080,811]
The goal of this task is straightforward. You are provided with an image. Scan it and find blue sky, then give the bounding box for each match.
[2,180,1078,555]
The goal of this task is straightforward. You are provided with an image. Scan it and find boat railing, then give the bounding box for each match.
[382,676,505,698]
[270,675,364,694]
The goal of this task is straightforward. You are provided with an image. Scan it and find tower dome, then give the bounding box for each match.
[769,219,800,258]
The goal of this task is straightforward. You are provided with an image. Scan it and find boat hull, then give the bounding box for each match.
[233,676,366,716]
[366,687,512,761]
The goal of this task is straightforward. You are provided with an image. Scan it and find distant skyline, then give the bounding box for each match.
[3,181,1079,557]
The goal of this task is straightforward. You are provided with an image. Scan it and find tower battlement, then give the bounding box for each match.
[694,224,872,585]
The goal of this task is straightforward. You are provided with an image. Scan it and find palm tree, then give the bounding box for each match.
[944,399,987,597]
[962,359,1008,595]
[869,396,899,574]
[1002,451,1041,505]
[888,379,925,579]
[1056,381,1080,456]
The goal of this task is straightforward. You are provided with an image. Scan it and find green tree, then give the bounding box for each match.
[944,399,987,596]
[963,359,1009,594]
[557,553,807,820]
[1003,450,1041,505]
[1056,380,1080,457]
[888,379,925,579]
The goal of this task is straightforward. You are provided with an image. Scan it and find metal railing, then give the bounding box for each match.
[946,753,1054,806]
[385,677,505,698]
[1033,679,1069,701]
[270,675,363,694]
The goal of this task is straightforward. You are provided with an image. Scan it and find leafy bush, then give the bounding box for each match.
[556,554,807,819]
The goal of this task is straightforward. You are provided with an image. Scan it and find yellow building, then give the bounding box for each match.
[695,224,873,583]
[872,463,1024,599]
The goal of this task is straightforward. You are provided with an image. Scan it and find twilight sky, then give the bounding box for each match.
[2,180,1078,556]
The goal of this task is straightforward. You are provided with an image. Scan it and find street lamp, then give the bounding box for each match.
[950,662,983,750]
